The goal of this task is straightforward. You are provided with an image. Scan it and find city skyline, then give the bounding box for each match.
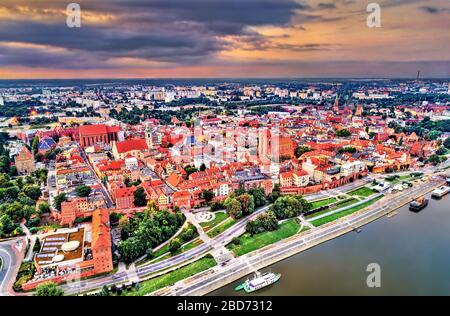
[0,0,449,79]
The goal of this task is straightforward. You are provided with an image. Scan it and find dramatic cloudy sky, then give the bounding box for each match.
[0,0,449,79]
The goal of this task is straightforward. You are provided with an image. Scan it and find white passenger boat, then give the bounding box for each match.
[431,186,450,198]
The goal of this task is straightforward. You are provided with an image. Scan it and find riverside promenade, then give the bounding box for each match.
[173,176,445,296]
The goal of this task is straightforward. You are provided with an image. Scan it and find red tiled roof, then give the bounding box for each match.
[167,172,183,188]
[91,209,111,250]
[173,191,191,199]
[115,186,136,198]
[79,124,120,136]
[115,138,148,154]
[293,170,308,177]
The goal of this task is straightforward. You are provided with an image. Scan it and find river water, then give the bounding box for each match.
[210,192,450,296]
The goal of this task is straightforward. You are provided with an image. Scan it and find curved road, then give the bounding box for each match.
[0,238,26,296]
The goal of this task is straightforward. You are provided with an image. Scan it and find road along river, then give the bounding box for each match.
[211,191,450,295]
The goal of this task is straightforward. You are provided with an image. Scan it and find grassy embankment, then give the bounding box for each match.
[207,217,237,238]
[310,195,384,227]
[124,256,217,296]
[347,187,375,198]
[227,218,308,257]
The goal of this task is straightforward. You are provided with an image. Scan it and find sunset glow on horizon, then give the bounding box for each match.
[0,0,449,79]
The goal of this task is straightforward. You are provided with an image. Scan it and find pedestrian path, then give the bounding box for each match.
[299,216,315,229]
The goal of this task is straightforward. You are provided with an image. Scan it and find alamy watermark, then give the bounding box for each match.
[66,3,81,28]
[367,3,381,28]
[366,263,381,288]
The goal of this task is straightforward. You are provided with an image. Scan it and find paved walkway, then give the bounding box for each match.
[182,209,213,245]
[20,224,36,262]
[299,216,315,229]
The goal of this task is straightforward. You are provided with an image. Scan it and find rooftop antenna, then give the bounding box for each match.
[416,71,420,82]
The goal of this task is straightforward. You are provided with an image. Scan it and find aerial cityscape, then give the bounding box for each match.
[0,0,449,302]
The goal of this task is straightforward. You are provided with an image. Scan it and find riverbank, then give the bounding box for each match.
[175,177,445,296]
[213,188,450,295]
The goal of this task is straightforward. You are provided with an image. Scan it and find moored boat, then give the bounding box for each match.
[235,271,281,293]
[432,186,450,198]
[409,197,428,212]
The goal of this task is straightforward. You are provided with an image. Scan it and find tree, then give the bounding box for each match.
[169,238,181,254]
[224,197,242,219]
[436,147,447,156]
[34,282,64,296]
[0,214,15,237]
[444,137,450,149]
[31,136,39,155]
[426,154,447,166]
[245,211,279,235]
[53,193,67,211]
[238,193,255,216]
[248,187,266,207]
[75,185,92,197]
[338,147,356,154]
[4,186,20,201]
[133,187,147,207]
[32,168,48,185]
[144,200,159,219]
[38,202,51,214]
[24,185,42,201]
[179,223,197,243]
[268,184,281,203]
[210,201,224,212]
[270,195,311,220]
[201,189,215,203]
[294,145,311,158]
[336,128,351,137]
[235,183,246,196]
[0,173,11,188]
[231,237,240,245]
[427,130,441,141]
[183,165,198,177]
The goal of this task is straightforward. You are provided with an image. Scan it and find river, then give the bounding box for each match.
[210,192,450,296]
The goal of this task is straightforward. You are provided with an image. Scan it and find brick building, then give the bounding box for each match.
[79,124,121,147]
[15,146,35,174]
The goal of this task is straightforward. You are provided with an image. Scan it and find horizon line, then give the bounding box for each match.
[1,76,449,81]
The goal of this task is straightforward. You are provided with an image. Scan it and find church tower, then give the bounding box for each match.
[333,95,339,113]
[145,123,153,148]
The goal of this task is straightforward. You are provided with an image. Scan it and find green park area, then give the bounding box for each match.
[227,219,306,256]
[153,238,203,258]
[348,187,375,198]
[207,218,237,238]
[13,262,35,292]
[125,256,217,296]
[310,197,337,209]
[310,195,384,227]
[385,173,423,184]
[199,212,229,231]
[306,197,359,219]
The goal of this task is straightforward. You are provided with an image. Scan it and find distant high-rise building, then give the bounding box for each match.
[0,96,3,106]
